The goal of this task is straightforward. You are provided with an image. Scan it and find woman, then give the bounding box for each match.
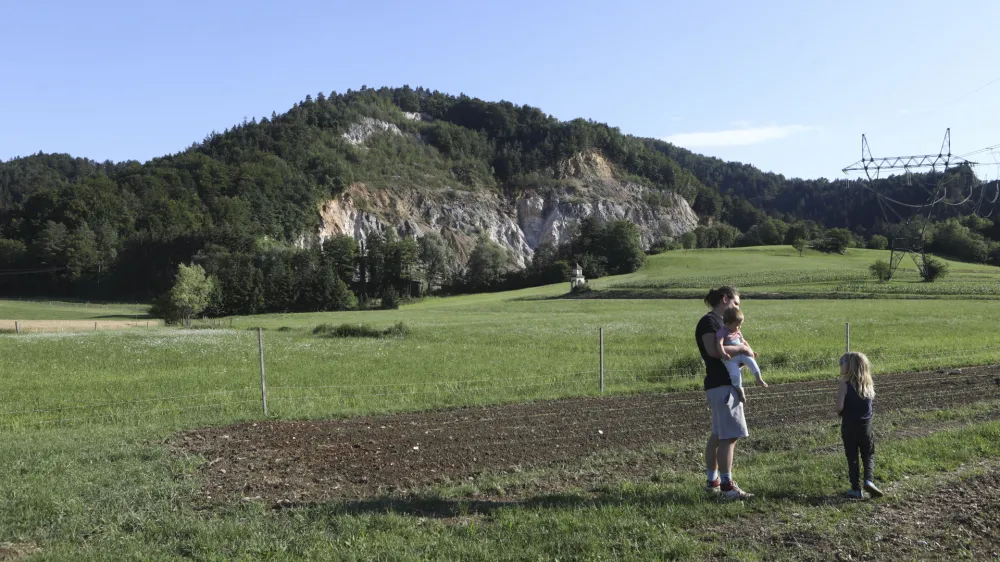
[695,286,754,500]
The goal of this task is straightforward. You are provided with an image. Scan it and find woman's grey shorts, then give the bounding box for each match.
[706,385,749,440]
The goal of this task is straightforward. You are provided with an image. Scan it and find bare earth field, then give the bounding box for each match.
[174,366,1000,504]
[0,319,159,332]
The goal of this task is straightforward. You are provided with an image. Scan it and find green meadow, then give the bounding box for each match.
[1,246,999,560]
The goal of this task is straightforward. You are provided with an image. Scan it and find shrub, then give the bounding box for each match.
[570,282,592,295]
[814,228,853,254]
[380,287,400,310]
[383,321,411,337]
[921,256,950,282]
[867,235,889,250]
[648,238,681,255]
[869,260,892,282]
[312,322,411,338]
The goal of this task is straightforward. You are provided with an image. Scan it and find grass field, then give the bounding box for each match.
[603,246,1000,298]
[1,245,999,559]
[0,299,150,322]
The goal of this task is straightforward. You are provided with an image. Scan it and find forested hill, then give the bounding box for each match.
[1,86,998,304]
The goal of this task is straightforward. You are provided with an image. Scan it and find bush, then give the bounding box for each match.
[383,321,411,337]
[570,282,592,295]
[921,256,949,282]
[869,260,892,281]
[926,219,988,263]
[867,235,889,250]
[814,228,853,254]
[312,322,411,338]
[647,238,681,255]
[380,287,400,310]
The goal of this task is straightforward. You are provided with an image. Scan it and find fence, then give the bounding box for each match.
[0,319,159,333]
[1,322,999,432]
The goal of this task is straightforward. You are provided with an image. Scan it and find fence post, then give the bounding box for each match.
[845,322,850,353]
[258,327,268,416]
[599,327,604,393]
[14,321,19,334]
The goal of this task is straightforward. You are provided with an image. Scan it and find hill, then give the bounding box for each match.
[1,86,998,304]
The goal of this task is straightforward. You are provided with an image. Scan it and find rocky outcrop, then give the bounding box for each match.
[342,118,404,146]
[312,149,698,268]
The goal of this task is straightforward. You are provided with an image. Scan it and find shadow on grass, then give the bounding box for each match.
[91,313,157,320]
[281,485,860,520]
[512,290,961,302]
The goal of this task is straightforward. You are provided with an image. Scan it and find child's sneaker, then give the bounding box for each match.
[705,478,721,494]
[720,480,753,500]
[863,480,884,498]
[845,488,863,499]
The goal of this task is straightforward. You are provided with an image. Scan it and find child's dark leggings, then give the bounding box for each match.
[842,419,874,489]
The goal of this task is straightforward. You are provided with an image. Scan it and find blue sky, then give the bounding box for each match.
[2,0,999,180]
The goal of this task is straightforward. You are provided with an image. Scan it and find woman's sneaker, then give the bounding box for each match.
[845,488,863,499]
[863,480,884,498]
[720,480,753,500]
[705,478,721,494]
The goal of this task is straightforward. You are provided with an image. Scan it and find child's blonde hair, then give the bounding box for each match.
[723,308,744,326]
[840,351,875,399]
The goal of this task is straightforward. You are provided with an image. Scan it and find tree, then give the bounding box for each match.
[784,221,818,245]
[34,221,69,268]
[94,221,119,282]
[814,228,853,254]
[867,234,888,250]
[713,223,740,248]
[361,232,387,297]
[163,263,217,324]
[792,237,807,256]
[262,255,296,312]
[926,219,988,263]
[322,234,358,285]
[694,225,718,249]
[602,220,646,274]
[65,223,98,279]
[464,236,511,292]
[387,234,420,292]
[692,190,721,219]
[756,218,789,245]
[572,216,606,258]
[418,231,454,289]
[306,265,357,311]
[0,238,27,267]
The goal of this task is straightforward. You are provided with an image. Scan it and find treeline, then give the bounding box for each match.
[152,219,646,320]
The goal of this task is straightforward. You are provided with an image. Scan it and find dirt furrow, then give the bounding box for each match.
[171,366,1000,504]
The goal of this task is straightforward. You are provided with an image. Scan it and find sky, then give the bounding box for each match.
[2,0,999,180]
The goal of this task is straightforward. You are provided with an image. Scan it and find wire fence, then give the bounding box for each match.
[2,324,1000,433]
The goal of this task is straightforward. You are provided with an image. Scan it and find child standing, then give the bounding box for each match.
[836,351,884,499]
[716,308,767,404]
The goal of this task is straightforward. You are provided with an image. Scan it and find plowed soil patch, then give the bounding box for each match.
[171,367,1000,505]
